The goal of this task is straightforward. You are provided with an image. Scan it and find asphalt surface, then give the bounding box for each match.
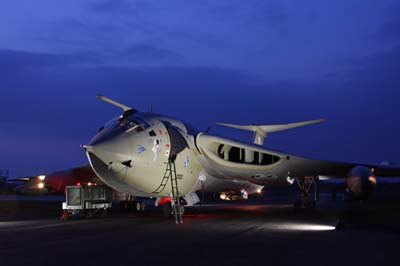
[0,197,399,266]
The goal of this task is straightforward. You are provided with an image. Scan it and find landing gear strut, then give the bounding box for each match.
[294,176,318,209]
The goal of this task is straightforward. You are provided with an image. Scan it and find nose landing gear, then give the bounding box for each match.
[121,195,146,212]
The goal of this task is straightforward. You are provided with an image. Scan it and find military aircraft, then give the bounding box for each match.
[2,165,98,195]
[83,95,400,223]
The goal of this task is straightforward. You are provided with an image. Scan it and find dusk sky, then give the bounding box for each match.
[1,0,399,177]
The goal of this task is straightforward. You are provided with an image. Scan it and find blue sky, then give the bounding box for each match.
[0,0,399,177]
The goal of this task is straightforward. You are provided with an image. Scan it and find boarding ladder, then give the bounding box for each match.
[169,158,183,224]
[152,163,171,194]
[152,158,183,224]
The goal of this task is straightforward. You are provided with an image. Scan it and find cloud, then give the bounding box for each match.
[36,18,120,51]
[0,128,86,177]
[0,49,98,69]
[247,1,289,27]
[0,48,265,176]
[375,19,400,42]
[204,0,289,27]
[338,45,400,89]
[367,2,400,44]
[121,43,182,61]
[1,47,399,176]
[87,0,134,14]
[0,48,261,130]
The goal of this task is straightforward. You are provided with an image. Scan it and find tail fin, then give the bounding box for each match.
[217,119,324,145]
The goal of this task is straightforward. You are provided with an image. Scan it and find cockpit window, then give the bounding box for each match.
[103,114,150,130]
[148,130,157,137]
[104,117,120,128]
[122,119,144,133]
[131,115,150,128]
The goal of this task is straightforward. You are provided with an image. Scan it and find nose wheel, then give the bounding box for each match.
[135,201,146,212]
[121,196,146,212]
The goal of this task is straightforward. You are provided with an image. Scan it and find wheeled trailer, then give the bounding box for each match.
[61,185,113,219]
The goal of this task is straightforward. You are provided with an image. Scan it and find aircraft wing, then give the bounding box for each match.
[4,164,99,195]
[281,156,400,178]
[6,177,33,182]
[196,133,400,184]
[6,164,94,183]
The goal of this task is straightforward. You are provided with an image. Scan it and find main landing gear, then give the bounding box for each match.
[293,176,318,209]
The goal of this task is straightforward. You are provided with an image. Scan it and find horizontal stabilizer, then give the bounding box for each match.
[217,118,324,145]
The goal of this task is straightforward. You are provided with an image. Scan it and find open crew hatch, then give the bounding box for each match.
[217,144,280,165]
[166,125,188,158]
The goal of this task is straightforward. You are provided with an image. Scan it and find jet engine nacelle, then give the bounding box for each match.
[346,166,377,200]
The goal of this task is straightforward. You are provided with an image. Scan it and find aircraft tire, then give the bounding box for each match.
[135,201,142,212]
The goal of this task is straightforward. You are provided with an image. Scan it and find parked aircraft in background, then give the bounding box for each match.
[3,165,98,195]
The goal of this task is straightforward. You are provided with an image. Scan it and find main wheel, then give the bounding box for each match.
[135,201,142,212]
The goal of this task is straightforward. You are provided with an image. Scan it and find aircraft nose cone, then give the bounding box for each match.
[85,134,133,166]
